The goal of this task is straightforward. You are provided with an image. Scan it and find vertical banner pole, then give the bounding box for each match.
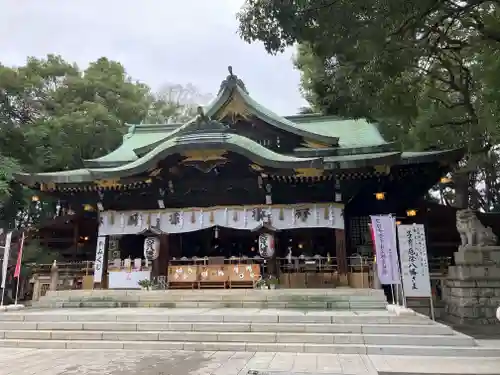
[429,296,436,321]
[362,255,365,289]
[393,216,407,307]
[394,283,398,305]
[14,277,20,305]
[389,214,400,305]
[0,269,4,307]
[0,246,5,307]
[0,283,4,307]
[1,232,13,307]
[14,232,25,306]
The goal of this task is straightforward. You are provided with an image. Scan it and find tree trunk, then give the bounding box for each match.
[454,171,469,209]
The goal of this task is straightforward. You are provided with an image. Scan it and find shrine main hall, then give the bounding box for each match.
[14,67,462,289]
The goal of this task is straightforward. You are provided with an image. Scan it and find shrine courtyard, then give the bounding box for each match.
[1,346,499,375]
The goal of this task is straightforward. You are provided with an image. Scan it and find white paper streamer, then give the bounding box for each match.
[329,205,334,226]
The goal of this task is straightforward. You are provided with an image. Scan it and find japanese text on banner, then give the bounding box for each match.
[93,236,106,283]
[397,224,431,297]
[370,215,401,285]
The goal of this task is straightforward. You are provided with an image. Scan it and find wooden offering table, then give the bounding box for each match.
[167,265,198,289]
[198,265,228,288]
[228,263,260,288]
[166,259,261,289]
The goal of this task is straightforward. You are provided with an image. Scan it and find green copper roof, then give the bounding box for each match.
[148,67,340,149]
[15,131,324,185]
[15,67,465,187]
[84,69,395,168]
[323,148,463,169]
[15,124,463,186]
[286,114,387,148]
[84,123,182,167]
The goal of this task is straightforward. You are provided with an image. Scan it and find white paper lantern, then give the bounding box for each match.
[258,233,275,258]
[143,237,160,260]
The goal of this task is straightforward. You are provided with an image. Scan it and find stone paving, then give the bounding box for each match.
[0,348,499,375]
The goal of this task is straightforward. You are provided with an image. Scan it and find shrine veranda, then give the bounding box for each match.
[14,66,463,291]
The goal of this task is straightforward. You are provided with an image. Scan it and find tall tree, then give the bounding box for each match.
[237,0,500,210]
[0,55,211,230]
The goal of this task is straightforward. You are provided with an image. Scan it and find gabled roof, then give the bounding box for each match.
[203,66,340,145]
[286,114,388,148]
[15,123,463,186]
[15,123,324,185]
[84,123,182,168]
[83,67,395,169]
[13,67,465,188]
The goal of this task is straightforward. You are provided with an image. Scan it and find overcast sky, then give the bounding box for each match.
[0,0,307,115]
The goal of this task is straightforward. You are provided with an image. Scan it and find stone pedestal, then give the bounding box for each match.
[444,246,500,325]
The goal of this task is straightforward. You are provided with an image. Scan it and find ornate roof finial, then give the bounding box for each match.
[218,66,249,94]
[196,106,208,124]
[179,106,229,136]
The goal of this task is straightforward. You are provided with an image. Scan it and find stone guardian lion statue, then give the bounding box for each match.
[456,208,497,248]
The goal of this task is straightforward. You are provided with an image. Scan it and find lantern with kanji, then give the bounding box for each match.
[258,233,275,258]
[143,237,160,260]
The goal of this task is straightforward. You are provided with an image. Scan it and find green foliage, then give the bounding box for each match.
[0,155,21,201]
[22,240,63,265]
[0,54,208,232]
[237,0,500,210]
[137,279,154,289]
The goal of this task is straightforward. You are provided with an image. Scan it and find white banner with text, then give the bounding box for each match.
[370,215,401,285]
[397,224,431,297]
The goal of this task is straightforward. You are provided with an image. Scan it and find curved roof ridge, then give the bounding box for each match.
[16,132,325,184]
[97,132,323,178]
[207,67,339,144]
[14,146,464,186]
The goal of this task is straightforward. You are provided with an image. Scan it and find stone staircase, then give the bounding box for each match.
[0,307,496,356]
[32,288,388,310]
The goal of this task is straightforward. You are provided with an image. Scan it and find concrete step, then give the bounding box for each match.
[43,289,387,300]
[33,301,389,309]
[0,330,475,346]
[37,294,386,302]
[0,311,433,325]
[0,339,497,356]
[35,289,388,310]
[0,321,454,335]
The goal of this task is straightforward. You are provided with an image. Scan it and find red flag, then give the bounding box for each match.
[14,233,25,278]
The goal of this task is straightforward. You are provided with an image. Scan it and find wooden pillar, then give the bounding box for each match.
[335,229,348,286]
[157,234,169,276]
[73,219,79,261]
